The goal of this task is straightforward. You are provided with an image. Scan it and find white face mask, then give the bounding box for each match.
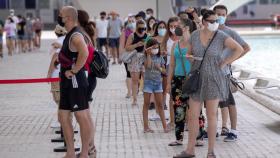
[207,22,219,32]
[151,48,159,55]
[170,28,175,34]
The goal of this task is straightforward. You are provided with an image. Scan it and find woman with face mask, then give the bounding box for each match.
[125,20,148,106]
[4,17,17,56]
[119,16,136,99]
[161,17,180,130]
[173,10,243,158]
[142,38,169,133]
[146,16,156,36]
[166,18,194,147]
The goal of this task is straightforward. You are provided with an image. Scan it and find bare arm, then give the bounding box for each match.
[70,34,89,73]
[119,31,126,54]
[47,53,58,78]
[167,43,176,85]
[238,43,250,58]
[125,34,144,52]
[221,37,244,68]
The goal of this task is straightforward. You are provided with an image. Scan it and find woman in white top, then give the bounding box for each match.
[161,17,180,129]
[4,17,17,56]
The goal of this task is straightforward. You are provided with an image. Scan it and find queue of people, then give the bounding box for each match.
[47,5,250,158]
[0,9,43,59]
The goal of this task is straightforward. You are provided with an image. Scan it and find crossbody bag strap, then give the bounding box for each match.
[177,41,188,78]
[198,31,218,70]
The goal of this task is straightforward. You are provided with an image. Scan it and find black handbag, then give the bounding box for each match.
[182,31,218,95]
[90,50,109,79]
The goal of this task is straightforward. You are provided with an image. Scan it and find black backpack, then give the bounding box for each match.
[90,50,109,79]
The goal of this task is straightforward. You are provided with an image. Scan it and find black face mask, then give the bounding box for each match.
[137,28,146,34]
[57,16,65,27]
[175,27,183,36]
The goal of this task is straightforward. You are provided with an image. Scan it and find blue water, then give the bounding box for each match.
[235,35,280,80]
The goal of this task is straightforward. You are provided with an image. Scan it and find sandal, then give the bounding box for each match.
[76,145,96,158]
[207,152,216,158]
[144,128,154,133]
[168,140,183,146]
[173,151,195,158]
[221,127,229,136]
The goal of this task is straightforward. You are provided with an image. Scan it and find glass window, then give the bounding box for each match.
[0,0,7,9]
[259,0,269,4]
[271,0,280,4]
[39,0,49,9]
[25,0,36,9]
[11,0,24,9]
[248,0,257,4]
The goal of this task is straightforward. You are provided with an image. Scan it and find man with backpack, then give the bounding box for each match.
[57,6,93,158]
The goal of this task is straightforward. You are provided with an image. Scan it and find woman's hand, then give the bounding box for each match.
[52,42,62,49]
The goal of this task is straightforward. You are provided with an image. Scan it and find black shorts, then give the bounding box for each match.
[59,86,89,112]
[219,90,236,108]
[108,38,120,48]
[97,38,107,49]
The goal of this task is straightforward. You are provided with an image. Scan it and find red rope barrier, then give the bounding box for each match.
[0,78,60,84]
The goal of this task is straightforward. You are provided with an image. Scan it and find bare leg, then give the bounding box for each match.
[169,98,175,127]
[126,78,132,97]
[186,98,202,155]
[205,99,219,154]
[74,109,92,158]
[143,92,151,131]
[228,105,237,130]
[131,72,140,105]
[221,107,229,128]
[58,110,75,158]
[154,92,168,132]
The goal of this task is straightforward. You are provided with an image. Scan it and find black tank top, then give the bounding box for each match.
[132,32,147,52]
[59,26,88,88]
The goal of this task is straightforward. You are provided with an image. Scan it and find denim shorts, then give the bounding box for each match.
[143,80,163,93]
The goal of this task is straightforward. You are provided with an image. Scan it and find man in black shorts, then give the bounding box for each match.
[58,6,93,158]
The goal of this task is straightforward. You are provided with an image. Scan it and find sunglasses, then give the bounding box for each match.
[205,19,218,24]
[138,27,146,30]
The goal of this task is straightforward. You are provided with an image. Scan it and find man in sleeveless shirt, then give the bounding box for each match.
[58,6,93,158]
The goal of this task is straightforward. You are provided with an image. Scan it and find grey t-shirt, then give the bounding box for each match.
[144,55,165,82]
[108,18,122,38]
[220,26,247,75]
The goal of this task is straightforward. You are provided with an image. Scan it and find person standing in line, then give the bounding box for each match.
[57,6,93,158]
[119,15,136,98]
[95,11,109,58]
[17,15,27,53]
[107,11,122,64]
[47,24,67,128]
[146,8,154,19]
[166,18,194,146]
[25,16,34,52]
[4,17,17,56]
[146,16,156,36]
[77,9,98,157]
[161,17,180,129]
[142,38,169,133]
[174,10,243,158]
[214,5,250,142]
[0,19,4,58]
[33,17,43,49]
[125,19,147,106]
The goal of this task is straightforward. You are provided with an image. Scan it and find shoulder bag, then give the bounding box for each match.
[182,31,218,95]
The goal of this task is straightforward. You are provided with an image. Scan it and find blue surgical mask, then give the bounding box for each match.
[217,16,226,25]
[127,23,134,29]
[158,28,166,36]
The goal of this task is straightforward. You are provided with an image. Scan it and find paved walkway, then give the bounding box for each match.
[0,40,280,158]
